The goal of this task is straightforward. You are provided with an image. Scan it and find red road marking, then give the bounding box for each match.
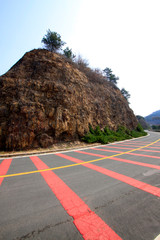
[116,142,147,146]
[75,150,160,170]
[0,159,12,185]
[92,148,160,159]
[145,146,160,149]
[104,146,134,150]
[122,141,153,144]
[125,141,151,144]
[114,143,160,148]
[113,143,147,147]
[56,153,160,197]
[111,157,160,169]
[116,140,160,145]
[92,148,122,153]
[30,156,122,240]
[141,149,160,153]
[76,150,107,158]
[128,152,160,159]
[104,145,160,153]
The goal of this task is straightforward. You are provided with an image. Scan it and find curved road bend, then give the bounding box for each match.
[0,131,160,240]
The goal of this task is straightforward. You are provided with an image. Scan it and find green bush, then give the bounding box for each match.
[136,123,145,132]
[94,126,102,136]
[82,124,147,144]
[82,133,98,143]
[89,124,95,134]
[63,47,76,60]
[104,126,112,135]
[42,29,65,52]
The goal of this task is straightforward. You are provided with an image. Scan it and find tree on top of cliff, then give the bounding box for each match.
[41,29,65,52]
[121,88,130,103]
[103,67,119,85]
[63,47,76,60]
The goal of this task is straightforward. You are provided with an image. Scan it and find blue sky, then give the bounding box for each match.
[1,0,160,117]
[0,0,81,73]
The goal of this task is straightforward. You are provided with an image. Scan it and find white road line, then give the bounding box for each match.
[0,133,150,160]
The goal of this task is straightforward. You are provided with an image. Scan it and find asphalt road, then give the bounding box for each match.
[0,131,160,240]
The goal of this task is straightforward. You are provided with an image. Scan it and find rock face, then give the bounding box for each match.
[0,49,138,150]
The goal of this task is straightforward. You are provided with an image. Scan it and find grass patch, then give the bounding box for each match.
[82,124,147,144]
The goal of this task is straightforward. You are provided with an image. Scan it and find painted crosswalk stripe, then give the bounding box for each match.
[92,148,160,159]
[104,145,160,153]
[75,150,160,170]
[30,155,122,240]
[56,153,160,197]
[0,159,12,185]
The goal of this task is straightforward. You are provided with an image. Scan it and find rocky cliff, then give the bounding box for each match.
[0,49,138,150]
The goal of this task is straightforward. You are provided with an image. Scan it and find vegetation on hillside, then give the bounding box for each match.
[41,29,130,102]
[103,67,119,85]
[82,124,147,144]
[41,29,65,52]
[63,47,76,60]
[41,29,144,143]
[121,88,130,103]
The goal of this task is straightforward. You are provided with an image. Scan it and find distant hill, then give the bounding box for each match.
[136,115,150,129]
[145,110,160,126]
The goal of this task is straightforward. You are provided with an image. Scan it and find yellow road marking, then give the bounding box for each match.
[1,138,160,179]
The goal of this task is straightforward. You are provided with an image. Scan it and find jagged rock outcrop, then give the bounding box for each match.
[0,49,138,150]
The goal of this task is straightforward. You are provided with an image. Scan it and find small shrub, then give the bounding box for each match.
[82,124,147,144]
[63,47,76,60]
[104,126,112,135]
[121,88,130,103]
[94,126,102,136]
[75,55,89,69]
[136,123,145,132]
[99,135,109,144]
[41,29,65,52]
[82,133,97,143]
[89,124,95,134]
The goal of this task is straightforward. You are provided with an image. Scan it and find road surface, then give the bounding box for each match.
[0,131,160,240]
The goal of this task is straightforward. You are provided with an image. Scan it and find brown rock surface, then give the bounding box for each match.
[0,49,138,150]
